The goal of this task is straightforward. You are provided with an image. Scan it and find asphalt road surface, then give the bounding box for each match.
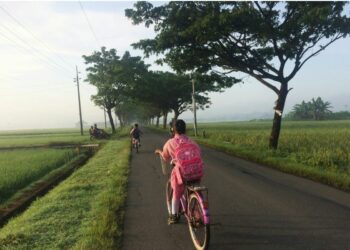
[122,129,350,250]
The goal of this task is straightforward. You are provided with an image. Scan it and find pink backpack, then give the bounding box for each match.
[174,137,203,181]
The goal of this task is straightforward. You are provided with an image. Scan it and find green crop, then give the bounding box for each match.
[0,148,75,203]
[184,120,350,189]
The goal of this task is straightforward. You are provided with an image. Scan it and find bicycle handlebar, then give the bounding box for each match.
[159,155,172,176]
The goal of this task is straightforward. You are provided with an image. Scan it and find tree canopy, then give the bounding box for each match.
[126,1,350,148]
[286,97,333,120]
[83,48,219,129]
[83,47,149,132]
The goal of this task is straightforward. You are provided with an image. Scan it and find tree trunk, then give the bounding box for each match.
[156,115,160,127]
[173,109,180,121]
[116,113,123,128]
[162,111,168,129]
[269,83,288,149]
[106,108,116,133]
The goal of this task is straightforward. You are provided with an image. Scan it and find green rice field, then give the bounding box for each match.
[0,148,76,203]
[187,120,350,189]
[0,128,112,205]
[0,129,91,148]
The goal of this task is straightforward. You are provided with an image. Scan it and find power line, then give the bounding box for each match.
[0,5,75,73]
[0,24,73,79]
[78,1,101,48]
[0,21,73,74]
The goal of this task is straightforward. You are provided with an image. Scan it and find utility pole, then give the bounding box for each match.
[192,78,198,137]
[74,66,84,136]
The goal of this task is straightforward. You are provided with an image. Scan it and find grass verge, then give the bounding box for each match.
[0,139,130,249]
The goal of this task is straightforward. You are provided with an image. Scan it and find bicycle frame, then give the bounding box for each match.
[160,155,210,249]
[180,185,210,225]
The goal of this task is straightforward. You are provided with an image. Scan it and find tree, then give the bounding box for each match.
[292,101,313,120]
[155,72,211,121]
[132,71,223,128]
[83,47,121,133]
[310,97,332,120]
[126,1,350,149]
[287,97,333,120]
[83,48,149,131]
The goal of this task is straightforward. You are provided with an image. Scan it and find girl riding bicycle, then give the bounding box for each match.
[155,119,204,224]
[130,123,143,146]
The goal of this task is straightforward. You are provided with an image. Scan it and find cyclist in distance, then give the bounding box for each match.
[155,119,204,224]
[130,123,142,146]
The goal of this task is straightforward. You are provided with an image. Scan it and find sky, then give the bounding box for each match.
[0,1,349,130]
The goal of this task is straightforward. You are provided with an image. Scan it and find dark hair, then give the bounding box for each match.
[134,123,138,127]
[174,119,186,134]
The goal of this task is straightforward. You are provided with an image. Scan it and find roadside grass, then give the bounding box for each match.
[151,120,350,191]
[0,149,76,204]
[0,138,130,249]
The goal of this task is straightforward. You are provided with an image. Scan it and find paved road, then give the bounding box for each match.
[122,129,350,250]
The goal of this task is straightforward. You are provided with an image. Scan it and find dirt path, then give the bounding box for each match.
[122,129,350,249]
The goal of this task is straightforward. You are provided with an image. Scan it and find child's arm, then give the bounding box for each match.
[155,141,171,162]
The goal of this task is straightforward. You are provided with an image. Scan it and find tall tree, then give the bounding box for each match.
[126,1,350,149]
[83,47,121,133]
[83,48,149,131]
[132,71,228,128]
[155,72,211,121]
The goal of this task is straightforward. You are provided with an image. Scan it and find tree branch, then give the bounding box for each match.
[225,33,280,76]
[299,34,326,59]
[254,2,284,67]
[286,34,343,82]
[249,71,280,94]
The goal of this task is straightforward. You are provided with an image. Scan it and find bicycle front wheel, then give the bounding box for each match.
[188,193,210,250]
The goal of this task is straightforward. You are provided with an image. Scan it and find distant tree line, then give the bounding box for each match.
[285,97,350,121]
[82,48,235,133]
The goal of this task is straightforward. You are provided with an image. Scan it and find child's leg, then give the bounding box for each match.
[171,199,180,215]
[171,180,184,215]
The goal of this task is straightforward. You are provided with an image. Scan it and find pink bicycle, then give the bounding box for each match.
[160,157,210,250]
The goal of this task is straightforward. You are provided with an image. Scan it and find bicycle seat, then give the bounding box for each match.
[186,180,207,192]
[185,180,200,186]
[187,185,208,192]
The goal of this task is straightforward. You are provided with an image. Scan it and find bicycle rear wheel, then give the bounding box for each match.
[188,193,210,250]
